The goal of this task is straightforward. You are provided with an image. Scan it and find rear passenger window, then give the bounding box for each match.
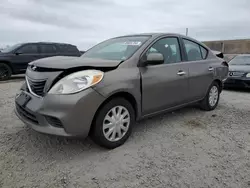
[67,46,78,53]
[59,45,68,53]
[40,44,57,54]
[200,46,208,59]
[59,45,78,53]
[183,39,202,61]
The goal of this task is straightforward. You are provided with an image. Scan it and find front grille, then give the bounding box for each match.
[45,116,63,128]
[27,78,46,97]
[228,71,245,77]
[16,103,38,124]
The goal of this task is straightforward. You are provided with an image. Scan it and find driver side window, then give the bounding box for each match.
[17,44,38,54]
[147,37,181,64]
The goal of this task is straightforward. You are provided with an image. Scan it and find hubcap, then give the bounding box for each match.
[209,86,218,107]
[103,106,130,142]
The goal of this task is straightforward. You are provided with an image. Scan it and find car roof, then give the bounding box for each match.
[116,32,186,38]
[22,42,75,46]
[114,33,207,49]
[114,32,203,44]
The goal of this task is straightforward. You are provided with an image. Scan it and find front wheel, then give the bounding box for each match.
[0,63,12,81]
[200,82,220,111]
[91,98,135,149]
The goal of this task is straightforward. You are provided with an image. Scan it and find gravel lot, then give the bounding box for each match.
[0,79,250,188]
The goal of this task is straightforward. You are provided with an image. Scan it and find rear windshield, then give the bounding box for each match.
[229,55,250,65]
[82,36,150,61]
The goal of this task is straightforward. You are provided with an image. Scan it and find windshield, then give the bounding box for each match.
[82,36,150,61]
[229,55,250,65]
[1,43,23,53]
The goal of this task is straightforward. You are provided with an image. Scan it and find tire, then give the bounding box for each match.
[91,98,135,149]
[0,63,12,81]
[200,82,220,111]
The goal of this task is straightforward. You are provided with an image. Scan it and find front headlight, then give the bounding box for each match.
[246,73,250,78]
[49,70,104,94]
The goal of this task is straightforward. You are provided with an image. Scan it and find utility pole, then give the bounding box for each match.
[185,28,188,36]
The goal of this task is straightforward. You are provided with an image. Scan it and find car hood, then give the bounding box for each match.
[0,52,10,57]
[30,56,122,69]
[229,65,250,72]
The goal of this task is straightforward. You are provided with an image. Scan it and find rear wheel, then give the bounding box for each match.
[91,98,135,149]
[0,63,12,81]
[200,82,220,111]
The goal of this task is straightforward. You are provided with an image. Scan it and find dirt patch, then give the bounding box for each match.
[185,119,203,128]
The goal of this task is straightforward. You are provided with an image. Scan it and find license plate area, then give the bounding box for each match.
[16,92,31,107]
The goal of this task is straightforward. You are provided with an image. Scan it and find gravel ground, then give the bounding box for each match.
[0,80,250,188]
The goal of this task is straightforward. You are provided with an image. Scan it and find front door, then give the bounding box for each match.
[140,37,190,116]
[12,44,39,72]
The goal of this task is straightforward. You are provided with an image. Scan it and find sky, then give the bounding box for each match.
[0,0,250,50]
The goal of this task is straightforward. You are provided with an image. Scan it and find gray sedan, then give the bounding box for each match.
[15,33,228,148]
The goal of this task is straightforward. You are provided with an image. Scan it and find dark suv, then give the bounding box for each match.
[0,42,81,81]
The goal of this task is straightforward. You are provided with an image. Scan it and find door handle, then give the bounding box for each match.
[177,71,186,76]
[208,67,214,71]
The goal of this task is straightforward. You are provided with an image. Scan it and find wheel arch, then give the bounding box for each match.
[0,60,13,73]
[213,79,223,93]
[89,91,140,135]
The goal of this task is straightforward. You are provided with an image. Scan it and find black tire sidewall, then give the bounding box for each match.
[91,98,135,149]
[0,63,12,81]
[202,82,220,110]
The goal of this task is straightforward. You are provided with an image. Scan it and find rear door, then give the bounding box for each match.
[140,37,190,116]
[181,38,214,100]
[39,44,58,59]
[12,44,39,71]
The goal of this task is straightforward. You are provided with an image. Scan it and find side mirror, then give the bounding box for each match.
[145,53,164,66]
[15,52,22,55]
